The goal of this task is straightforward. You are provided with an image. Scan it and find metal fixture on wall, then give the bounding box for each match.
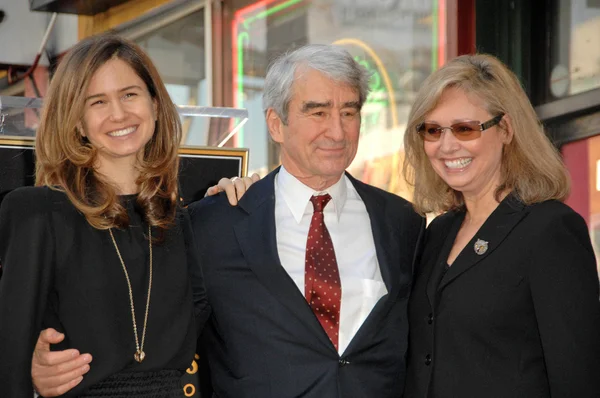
[7,12,57,86]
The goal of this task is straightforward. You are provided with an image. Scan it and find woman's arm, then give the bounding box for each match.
[0,187,56,396]
[529,208,600,397]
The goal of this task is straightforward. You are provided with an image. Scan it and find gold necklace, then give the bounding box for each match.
[108,225,153,363]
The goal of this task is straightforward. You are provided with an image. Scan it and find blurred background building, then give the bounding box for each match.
[0,0,599,265]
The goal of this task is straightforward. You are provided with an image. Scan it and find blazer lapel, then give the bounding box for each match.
[438,194,528,291]
[233,168,336,353]
[425,211,464,307]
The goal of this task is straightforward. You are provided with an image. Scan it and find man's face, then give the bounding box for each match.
[267,68,361,189]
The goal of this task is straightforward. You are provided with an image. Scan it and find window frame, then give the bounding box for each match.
[111,0,213,106]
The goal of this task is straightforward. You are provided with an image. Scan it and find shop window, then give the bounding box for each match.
[133,9,209,147]
[548,0,600,100]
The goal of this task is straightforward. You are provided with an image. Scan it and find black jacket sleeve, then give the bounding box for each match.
[0,187,56,397]
[529,208,600,397]
[181,207,211,338]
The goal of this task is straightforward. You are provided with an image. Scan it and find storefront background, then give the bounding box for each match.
[1,0,453,200]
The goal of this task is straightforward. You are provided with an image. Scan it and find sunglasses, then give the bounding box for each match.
[417,113,505,142]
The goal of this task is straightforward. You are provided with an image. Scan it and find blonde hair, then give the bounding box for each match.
[35,33,182,232]
[403,54,569,215]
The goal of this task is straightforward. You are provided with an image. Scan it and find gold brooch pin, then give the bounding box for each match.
[474,239,488,255]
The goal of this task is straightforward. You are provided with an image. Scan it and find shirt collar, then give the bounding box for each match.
[277,166,347,224]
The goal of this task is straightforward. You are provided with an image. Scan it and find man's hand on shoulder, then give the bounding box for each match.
[32,328,92,397]
[205,173,261,205]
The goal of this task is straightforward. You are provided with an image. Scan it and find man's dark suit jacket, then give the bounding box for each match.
[189,168,425,398]
[404,195,600,398]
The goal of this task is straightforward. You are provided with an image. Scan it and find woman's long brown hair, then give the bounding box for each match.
[35,33,182,234]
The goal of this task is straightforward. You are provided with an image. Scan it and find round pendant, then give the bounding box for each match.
[134,350,146,363]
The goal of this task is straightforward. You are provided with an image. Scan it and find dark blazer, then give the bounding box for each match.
[404,195,600,398]
[189,168,425,398]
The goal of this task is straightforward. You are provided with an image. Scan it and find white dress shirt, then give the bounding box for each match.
[274,166,388,354]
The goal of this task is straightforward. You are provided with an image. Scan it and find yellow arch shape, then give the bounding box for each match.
[332,38,398,127]
[333,38,404,195]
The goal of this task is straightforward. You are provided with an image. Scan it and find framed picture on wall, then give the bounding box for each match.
[0,138,36,203]
[178,146,248,205]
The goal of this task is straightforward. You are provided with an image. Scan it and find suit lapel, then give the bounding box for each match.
[438,194,528,291]
[233,168,336,353]
[425,211,464,307]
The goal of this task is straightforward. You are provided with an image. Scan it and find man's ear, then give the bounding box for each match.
[266,108,284,144]
[501,114,514,145]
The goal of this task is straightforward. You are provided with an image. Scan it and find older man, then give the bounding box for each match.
[32,44,425,397]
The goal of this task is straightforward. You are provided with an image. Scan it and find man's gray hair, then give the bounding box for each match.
[262,44,371,124]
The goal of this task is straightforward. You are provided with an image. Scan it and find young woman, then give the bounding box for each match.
[0,34,210,397]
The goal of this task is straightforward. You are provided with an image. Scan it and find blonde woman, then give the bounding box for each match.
[0,34,209,397]
[403,54,600,397]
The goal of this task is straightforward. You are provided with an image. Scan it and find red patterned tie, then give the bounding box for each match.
[305,194,342,350]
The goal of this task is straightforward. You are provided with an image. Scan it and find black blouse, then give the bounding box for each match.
[0,186,210,397]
